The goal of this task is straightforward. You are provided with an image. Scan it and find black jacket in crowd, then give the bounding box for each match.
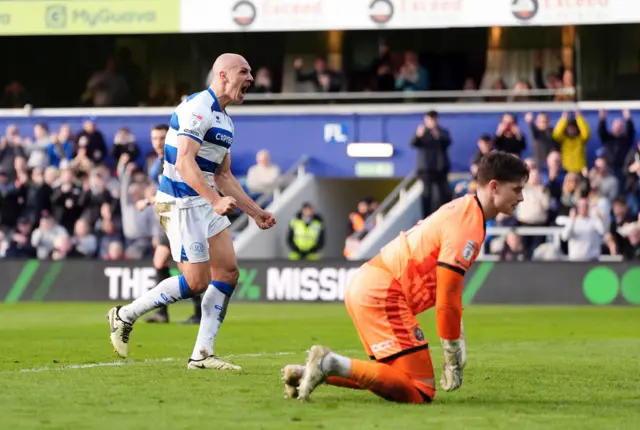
[411,127,451,181]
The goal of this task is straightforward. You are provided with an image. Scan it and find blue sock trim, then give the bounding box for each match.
[210,280,235,297]
[178,275,193,299]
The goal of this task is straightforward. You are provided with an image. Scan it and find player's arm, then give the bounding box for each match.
[435,265,467,393]
[214,152,263,218]
[175,135,224,207]
[435,265,464,342]
[435,229,480,392]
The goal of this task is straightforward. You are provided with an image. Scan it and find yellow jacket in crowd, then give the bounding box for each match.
[552,112,590,173]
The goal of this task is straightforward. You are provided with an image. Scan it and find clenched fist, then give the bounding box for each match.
[253,210,276,230]
[214,196,237,216]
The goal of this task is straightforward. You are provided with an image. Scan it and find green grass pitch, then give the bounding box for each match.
[1,303,639,430]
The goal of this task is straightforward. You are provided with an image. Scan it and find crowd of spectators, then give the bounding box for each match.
[0,121,282,260]
[2,106,639,262]
[445,109,640,261]
[3,47,574,108]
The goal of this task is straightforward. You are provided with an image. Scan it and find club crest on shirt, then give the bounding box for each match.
[462,240,477,262]
[414,327,425,342]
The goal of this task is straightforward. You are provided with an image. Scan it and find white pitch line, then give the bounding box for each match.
[2,351,297,374]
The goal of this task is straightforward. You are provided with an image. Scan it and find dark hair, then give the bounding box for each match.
[476,151,529,186]
[426,110,438,119]
[479,133,493,143]
[152,124,169,132]
[613,196,627,206]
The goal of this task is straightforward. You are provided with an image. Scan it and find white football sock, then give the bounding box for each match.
[322,352,351,377]
[118,275,192,324]
[190,280,234,361]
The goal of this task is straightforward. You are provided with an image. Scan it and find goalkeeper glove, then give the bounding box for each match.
[440,320,467,392]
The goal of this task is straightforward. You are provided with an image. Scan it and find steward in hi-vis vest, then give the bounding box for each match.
[287,202,325,261]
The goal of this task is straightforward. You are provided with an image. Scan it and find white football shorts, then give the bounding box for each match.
[155,202,230,264]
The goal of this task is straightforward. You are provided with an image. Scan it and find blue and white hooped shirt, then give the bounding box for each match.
[156,88,234,209]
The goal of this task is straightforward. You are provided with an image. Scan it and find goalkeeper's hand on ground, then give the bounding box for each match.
[440,321,467,392]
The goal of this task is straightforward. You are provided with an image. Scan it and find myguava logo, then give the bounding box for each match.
[45,5,68,28]
[582,267,640,305]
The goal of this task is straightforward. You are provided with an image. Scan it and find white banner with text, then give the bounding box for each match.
[180,0,637,33]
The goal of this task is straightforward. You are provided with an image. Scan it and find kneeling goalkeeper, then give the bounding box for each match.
[282,152,529,403]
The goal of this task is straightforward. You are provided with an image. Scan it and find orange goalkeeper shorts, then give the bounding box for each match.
[345,262,429,362]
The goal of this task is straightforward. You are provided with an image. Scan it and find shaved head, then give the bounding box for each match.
[210,53,253,108]
[212,53,249,79]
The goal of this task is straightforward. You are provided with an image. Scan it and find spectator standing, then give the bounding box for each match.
[97,216,123,260]
[21,167,53,225]
[411,110,452,217]
[554,69,576,102]
[598,109,635,174]
[250,67,273,93]
[294,57,342,93]
[82,170,115,227]
[375,63,396,92]
[13,155,29,188]
[552,111,590,174]
[0,168,23,231]
[495,113,526,157]
[31,213,69,259]
[83,57,131,107]
[24,123,52,169]
[516,169,551,250]
[47,125,73,167]
[561,198,606,261]
[624,138,640,208]
[110,128,141,165]
[0,125,26,180]
[43,166,59,188]
[3,217,36,258]
[51,168,87,234]
[588,186,612,233]
[542,151,565,220]
[617,221,640,260]
[69,141,95,175]
[71,218,98,258]
[557,172,583,217]
[343,199,375,258]
[117,155,155,259]
[603,197,636,256]
[395,51,429,92]
[51,235,82,260]
[148,124,169,186]
[470,134,494,178]
[588,157,619,202]
[525,112,558,168]
[75,120,107,165]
